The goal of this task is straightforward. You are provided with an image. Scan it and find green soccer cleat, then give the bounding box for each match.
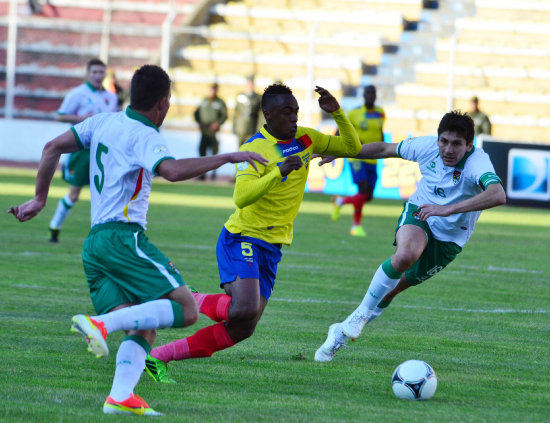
[103,393,162,416]
[145,354,176,384]
[70,314,109,358]
[350,225,366,237]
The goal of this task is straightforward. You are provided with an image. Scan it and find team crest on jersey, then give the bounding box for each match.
[452,169,462,185]
[236,161,249,171]
[153,145,167,154]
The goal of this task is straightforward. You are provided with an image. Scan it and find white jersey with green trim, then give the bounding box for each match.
[58,82,118,117]
[397,135,501,247]
[72,107,174,229]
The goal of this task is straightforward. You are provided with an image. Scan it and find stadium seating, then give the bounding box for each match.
[166,0,424,127]
[0,0,195,119]
[3,0,548,144]
[382,0,550,142]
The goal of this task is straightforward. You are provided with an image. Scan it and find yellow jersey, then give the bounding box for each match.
[224,108,361,245]
[347,105,385,165]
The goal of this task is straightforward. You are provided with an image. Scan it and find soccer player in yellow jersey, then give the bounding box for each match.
[332,85,385,237]
[145,84,362,381]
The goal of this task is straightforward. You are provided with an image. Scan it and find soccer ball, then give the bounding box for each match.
[391,360,437,400]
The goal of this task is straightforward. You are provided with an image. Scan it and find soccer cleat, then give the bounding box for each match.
[188,285,199,293]
[314,323,348,362]
[341,310,370,339]
[331,196,342,221]
[70,314,109,358]
[103,394,162,416]
[49,228,59,243]
[145,354,176,384]
[350,225,366,237]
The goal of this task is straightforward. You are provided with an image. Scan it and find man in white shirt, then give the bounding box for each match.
[314,110,506,362]
[49,58,119,243]
[9,65,267,416]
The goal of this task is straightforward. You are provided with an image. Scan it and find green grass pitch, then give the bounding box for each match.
[1,167,549,422]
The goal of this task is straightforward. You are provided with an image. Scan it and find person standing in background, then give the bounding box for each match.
[103,69,127,111]
[331,85,385,237]
[468,96,492,137]
[48,58,118,243]
[194,83,227,180]
[233,75,263,146]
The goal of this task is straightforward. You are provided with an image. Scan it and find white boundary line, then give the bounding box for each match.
[271,297,550,314]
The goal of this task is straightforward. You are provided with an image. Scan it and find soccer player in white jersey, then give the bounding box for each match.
[314,110,506,362]
[9,65,267,415]
[48,58,119,243]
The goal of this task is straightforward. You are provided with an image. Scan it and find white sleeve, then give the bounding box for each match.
[396,135,437,163]
[58,88,81,115]
[71,115,98,149]
[133,131,174,174]
[468,150,501,190]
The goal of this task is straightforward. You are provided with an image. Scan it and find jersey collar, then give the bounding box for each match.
[86,81,103,92]
[260,125,295,144]
[455,146,475,170]
[125,106,159,132]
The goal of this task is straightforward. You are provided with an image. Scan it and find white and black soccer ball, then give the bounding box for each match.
[391,359,437,400]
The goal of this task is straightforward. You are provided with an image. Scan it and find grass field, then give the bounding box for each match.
[1,167,549,422]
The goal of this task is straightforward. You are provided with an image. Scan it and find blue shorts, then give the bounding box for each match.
[216,227,282,300]
[350,161,378,187]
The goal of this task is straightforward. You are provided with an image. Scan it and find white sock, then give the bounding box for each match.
[366,306,384,323]
[49,195,74,230]
[94,299,175,334]
[347,260,402,323]
[109,337,147,401]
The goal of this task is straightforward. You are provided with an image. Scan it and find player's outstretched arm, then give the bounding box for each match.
[156,151,268,182]
[417,183,506,220]
[8,130,81,222]
[315,142,398,166]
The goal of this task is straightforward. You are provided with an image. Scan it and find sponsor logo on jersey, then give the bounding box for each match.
[507,148,550,201]
[236,161,249,171]
[276,134,312,158]
[426,161,437,174]
[153,145,167,154]
[282,145,299,154]
[452,169,462,185]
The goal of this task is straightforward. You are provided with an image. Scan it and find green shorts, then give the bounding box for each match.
[63,149,90,187]
[82,222,186,314]
[395,202,462,286]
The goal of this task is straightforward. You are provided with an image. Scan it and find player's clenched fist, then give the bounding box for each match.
[278,155,303,177]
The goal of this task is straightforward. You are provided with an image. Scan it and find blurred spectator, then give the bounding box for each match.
[194,83,227,180]
[468,96,492,137]
[233,75,263,146]
[103,69,127,110]
[331,85,385,237]
[48,58,118,242]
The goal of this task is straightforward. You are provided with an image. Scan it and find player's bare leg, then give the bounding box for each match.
[49,185,82,242]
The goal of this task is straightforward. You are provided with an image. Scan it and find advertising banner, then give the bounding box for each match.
[479,138,550,208]
[305,156,421,200]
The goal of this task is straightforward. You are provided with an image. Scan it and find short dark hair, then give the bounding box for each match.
[86,58,106,70]
[130,65,171,111]
[438,110,475,145]
[262,83,293,111]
